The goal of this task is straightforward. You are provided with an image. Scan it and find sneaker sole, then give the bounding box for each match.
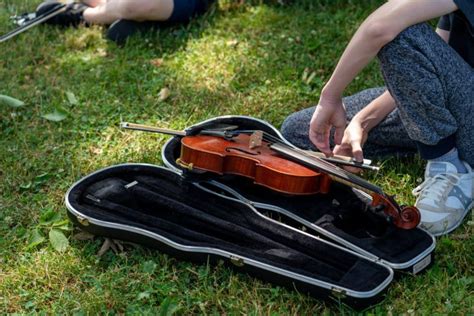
[430,201,473,237]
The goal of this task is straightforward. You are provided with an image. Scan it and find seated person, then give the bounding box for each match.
[36,0,215,44]
[281,0,474,236]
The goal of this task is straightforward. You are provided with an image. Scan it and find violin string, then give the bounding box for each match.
[238,129,348,177]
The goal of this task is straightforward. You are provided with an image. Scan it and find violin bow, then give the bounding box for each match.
[120,122,187,137]
[121,122,377,170]
[0,2,71,43]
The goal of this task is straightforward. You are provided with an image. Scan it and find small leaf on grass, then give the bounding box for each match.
[158,88,171,102]
[52,219,69,226]
[159,297,180,316]
[42,108,68,122]
[20,182,32,191]
[40,209,62,225]
[34,172,52,185]
[306,71,316,84]
[150,58,164,67]
[301,68,309,82]
[73,230,95,241]
[226,39,239,47]
[137,291,151,300]
[56,224,72,231]
[97,238,112,257]
[52,219,70,230]
[49,229,69,252]
[66,91,78,105]
[26,229,46,250]
[142,260,157,274]
[0,94,25,107]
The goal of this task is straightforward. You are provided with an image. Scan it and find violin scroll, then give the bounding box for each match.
[371,194,421,230]
[397,206,421,230]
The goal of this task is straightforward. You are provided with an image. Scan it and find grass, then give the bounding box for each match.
[1,0,473,314]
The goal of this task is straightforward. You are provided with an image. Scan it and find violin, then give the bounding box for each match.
[179,133,332,195]
[120,122,420,230]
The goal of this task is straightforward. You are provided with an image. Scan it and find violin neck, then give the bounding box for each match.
[120,122,186,137]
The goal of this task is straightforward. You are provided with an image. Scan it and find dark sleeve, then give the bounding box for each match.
[454,0,474,26]
[437,15,451,30]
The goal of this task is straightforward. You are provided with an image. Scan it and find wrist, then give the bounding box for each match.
[352,113,373,131]
[320,85,342,103]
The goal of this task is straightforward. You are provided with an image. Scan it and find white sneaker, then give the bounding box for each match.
[412,161,473,236]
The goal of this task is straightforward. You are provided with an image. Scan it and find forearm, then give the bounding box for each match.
[322,16,391,99]
[322,0,458,99]
[352,90,396,131]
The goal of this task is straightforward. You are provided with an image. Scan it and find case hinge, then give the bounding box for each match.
[230,255,244,267]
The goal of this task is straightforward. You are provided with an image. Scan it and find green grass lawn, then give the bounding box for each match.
[1,0,473,314]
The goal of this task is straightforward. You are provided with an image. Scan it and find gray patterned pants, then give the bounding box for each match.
[281,23,474,165]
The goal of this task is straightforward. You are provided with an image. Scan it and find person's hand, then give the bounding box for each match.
[333,117,368,173]
[309,94,346,156]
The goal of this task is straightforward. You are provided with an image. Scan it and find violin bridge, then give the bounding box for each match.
[249,131,263,149]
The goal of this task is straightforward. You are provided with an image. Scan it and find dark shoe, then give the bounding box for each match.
[36,1,88,27]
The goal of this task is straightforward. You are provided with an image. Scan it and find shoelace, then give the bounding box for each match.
[412,174,460,204]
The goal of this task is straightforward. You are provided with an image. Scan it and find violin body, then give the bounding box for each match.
[179,134,332,195]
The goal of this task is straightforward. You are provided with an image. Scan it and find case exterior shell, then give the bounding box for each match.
[66,164,394,309]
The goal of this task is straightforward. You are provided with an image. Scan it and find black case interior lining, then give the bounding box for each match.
[211,178,434,264]
[67,165,390,293]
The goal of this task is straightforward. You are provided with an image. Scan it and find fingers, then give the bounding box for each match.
[351,142,364,162]
[309,126,332,155]
[333,126,344,146]
[308,100,346,156]
[309,107,332,155]
[333,144,361,173]
[351,141,364,163]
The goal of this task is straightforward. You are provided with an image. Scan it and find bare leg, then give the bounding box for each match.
[81,0,107,8]
[83,0,174,25]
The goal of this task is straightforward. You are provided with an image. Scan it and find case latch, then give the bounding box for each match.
[230,255,244,267]
[412,254,431,274]
[76,216,90,227]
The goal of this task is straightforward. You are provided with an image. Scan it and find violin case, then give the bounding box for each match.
[65,116,435,309]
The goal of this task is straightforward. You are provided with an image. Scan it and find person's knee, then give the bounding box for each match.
[281,110,310,142]
[378,23,432,60]
[280,113,297,140]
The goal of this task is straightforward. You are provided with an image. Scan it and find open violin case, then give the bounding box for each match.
[66,116,435,309]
